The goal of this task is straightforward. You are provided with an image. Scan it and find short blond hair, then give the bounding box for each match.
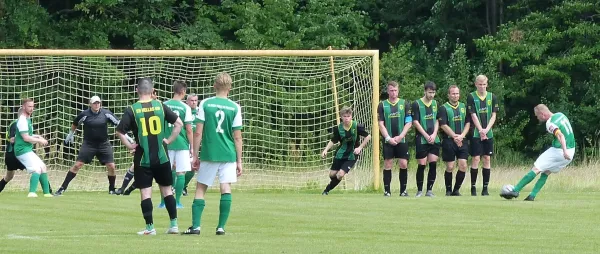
[214,72,232,92]
[475,75,488,83]
[387,81,399,88]
[534,104,549,114]
[340,106,353,116]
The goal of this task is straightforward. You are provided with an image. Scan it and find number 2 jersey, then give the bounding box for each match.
[117,99,179,167]
[196,96,243,162]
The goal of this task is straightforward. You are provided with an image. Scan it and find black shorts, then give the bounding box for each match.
[383,143,409,160]
[470,138,494,157]
[134,162,173,189]
[441,138,469,162]
[415,142,440,159]
[4,151,25,171]
[77,140,114,165]
[330,159,357,173]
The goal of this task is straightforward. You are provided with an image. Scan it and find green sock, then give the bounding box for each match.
[192,199,205,229]
[146,223,154,231]
[170,218,178,228]
[29,173,41,193]
[184,171,195,188]
[530,174,548,197]
[514,170,537,192]
[175,174,185,204]
[40,173,50,194]
[218,193,232,229]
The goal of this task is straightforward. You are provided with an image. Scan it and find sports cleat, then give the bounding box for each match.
[383,191,391,197]
[123,186,135,196]
[43,193,53,198]
[321,191,328,195]
[109,189,116,195]
[166,227,179,234]
[216,228,225,235]
[182,188,188,196]
[451,190,462,196]
[137,229,156,235]
[471,186,477,196]
[415,191,423,197]
[176,203,184,209]
[481,188,489,196]
[182,226,200,235]
[524,195,535,201]
[115,188,124,195]
[27,192,38,198]
[157,203,166,209]
[446,191,452,196]
[425,190,435,197]
[400,191,409,197]
[53,188,65,196]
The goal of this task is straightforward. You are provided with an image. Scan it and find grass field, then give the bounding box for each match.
[1,188,599,253]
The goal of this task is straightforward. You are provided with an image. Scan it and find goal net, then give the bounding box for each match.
[0,50,379,191]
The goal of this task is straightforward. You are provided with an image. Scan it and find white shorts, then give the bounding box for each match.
[534,147,575,173]
[168,150,192,173]
[16,152,46,174]
[196,161,237,186]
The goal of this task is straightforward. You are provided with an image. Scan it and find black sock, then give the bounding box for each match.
[482,168,490,190]
[120,170,134,190]
[163,194,178,220]
[0,178,7,193]
[383,170,392,193]
[416,164,426,191]
[427,162,437,191]
[324,176,341,192]
[127,182,137,192]
[454,171,466,192]
[61,171,77,190]
[107,175,116,191]
[444,171,453,192]
[470,168,478,188]
[141,198,153,226]
[400,168,408,193]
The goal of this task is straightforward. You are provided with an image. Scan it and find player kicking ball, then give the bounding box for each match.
[501,104,575,201]
[183,72,243,236]
[320,106,371,195]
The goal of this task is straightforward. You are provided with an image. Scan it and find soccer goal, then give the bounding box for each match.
[0,49,380,191]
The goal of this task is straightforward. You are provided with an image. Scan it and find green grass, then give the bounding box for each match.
[0,190,598,253]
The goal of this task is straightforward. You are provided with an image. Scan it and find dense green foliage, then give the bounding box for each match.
[1,0,599,162]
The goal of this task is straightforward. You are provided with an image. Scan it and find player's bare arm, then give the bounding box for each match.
[20,132,47,146]
[192,122,204,169]
[484,112,497,134]
[412,120,430,142]
[185,122,193,153]
[554,129,571,160]
[321,140,337,158]
[354,134,371,155]
[430,119,439,144]
[234,129,243,176]
[379,120,397,145]
[164,117,183,145]
[396,121,412,143]
[116,131,137,151]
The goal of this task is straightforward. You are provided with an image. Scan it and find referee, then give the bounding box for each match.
[54,96,130,195]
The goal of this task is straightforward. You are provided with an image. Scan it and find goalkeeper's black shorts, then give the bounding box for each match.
[77,140,114,165]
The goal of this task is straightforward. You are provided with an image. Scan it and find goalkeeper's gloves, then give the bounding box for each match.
[64,130,75,145]
[125,133,135,144]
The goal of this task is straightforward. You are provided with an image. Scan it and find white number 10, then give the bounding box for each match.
[215,110,225,133]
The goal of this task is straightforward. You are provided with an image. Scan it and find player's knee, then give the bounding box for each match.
[336,171,346,180]
[384,159,393,169]
[471,156,480,164]
[446,163,455,172]
[399,159,408,169]
[4,172,15,181]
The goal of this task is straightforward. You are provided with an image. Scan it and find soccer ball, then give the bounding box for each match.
[500,184,514,198]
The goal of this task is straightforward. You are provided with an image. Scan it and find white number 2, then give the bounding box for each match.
[560,119,573,135]
[215,110,225,133]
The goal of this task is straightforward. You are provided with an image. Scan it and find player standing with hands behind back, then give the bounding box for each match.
[377,81,412,197]
[183,72,243,236]
[467,75,499,196]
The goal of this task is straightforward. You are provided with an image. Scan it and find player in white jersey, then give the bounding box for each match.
[13,99,52,197]
[159,81,194,208]
[183,72,243,236]
[501,104,576,201]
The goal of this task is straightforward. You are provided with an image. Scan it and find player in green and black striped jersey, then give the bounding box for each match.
[411,81,441,197]
[466,75,499,196]
[438,85,471,196]
[320,106,371,195]
[116,78,183,235]
[377,81,413,197]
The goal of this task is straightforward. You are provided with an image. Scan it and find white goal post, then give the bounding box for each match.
[0,49,380,191]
